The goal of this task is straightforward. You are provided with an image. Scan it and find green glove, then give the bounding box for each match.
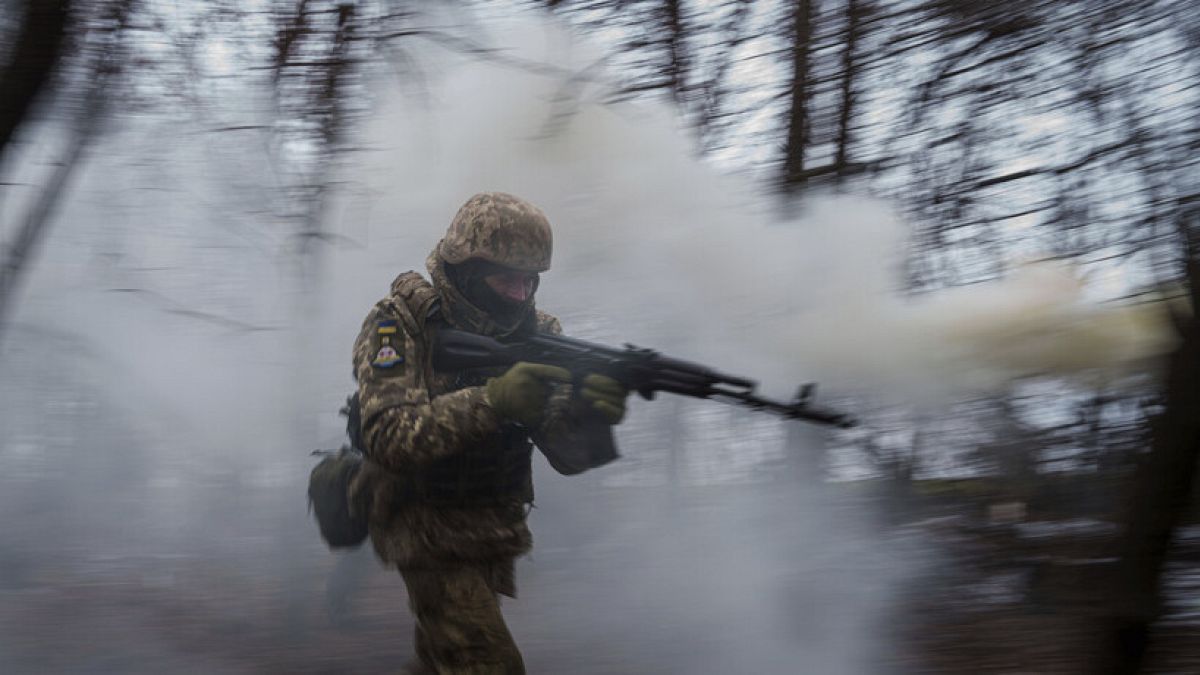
[579,374,629,425]
[486,362,571,427]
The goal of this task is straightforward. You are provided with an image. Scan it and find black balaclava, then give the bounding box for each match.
[444,259,538,330]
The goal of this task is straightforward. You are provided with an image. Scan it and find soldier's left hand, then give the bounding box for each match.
[579,374,629,425]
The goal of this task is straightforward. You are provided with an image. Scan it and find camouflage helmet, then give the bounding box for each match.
[438,192,553,273]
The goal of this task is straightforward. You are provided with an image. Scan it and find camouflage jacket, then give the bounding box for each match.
[351,263,617,567]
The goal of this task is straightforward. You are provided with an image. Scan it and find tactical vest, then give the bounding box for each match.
[372,272,534,507]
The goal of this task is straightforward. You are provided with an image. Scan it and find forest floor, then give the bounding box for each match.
[1,489,1198,673]
[900,518,1200,674]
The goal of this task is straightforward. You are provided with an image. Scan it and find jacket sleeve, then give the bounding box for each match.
[354,302,502,472]
[528,313,621,475]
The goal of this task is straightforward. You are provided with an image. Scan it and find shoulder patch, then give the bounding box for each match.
[371,319,406,370]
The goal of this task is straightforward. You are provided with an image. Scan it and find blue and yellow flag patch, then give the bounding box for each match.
[372,320,405,369]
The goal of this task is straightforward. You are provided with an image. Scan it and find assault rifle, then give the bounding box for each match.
[432,328,855,428]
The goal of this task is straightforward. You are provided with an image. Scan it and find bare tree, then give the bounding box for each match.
[0,0,70,163]
[1,0,131,337]
[832,0,865,180]
[780,0,813,191]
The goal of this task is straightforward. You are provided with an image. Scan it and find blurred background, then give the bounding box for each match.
[2,1,1199,673]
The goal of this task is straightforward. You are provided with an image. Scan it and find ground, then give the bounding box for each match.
[1,481,1197,673]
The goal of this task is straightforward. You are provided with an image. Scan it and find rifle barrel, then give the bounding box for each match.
[716,390,857,428]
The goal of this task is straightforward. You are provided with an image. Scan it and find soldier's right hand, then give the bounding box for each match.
[485,362,571,428]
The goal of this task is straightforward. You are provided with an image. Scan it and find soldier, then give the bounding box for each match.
[350,192,628,674]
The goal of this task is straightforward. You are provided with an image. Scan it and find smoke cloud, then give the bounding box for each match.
[0,6,1179,674]
[330,13,1177,406]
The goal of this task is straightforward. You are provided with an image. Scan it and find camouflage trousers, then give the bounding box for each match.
[400,559,525,675]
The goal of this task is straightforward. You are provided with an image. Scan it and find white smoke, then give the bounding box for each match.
[329,13,1179,404]
[310,17,1185,671]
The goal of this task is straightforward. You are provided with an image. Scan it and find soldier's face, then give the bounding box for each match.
[484,270,539,303]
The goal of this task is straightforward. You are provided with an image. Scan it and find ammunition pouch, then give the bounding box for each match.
[308,447,369,549]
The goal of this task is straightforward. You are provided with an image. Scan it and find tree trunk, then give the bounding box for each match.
[834,0,863,180]
[0,0,70,165]
[781,0,813,190]
[1089,232,1200,674]
[661,0,687,108]
[0,0,125,339]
